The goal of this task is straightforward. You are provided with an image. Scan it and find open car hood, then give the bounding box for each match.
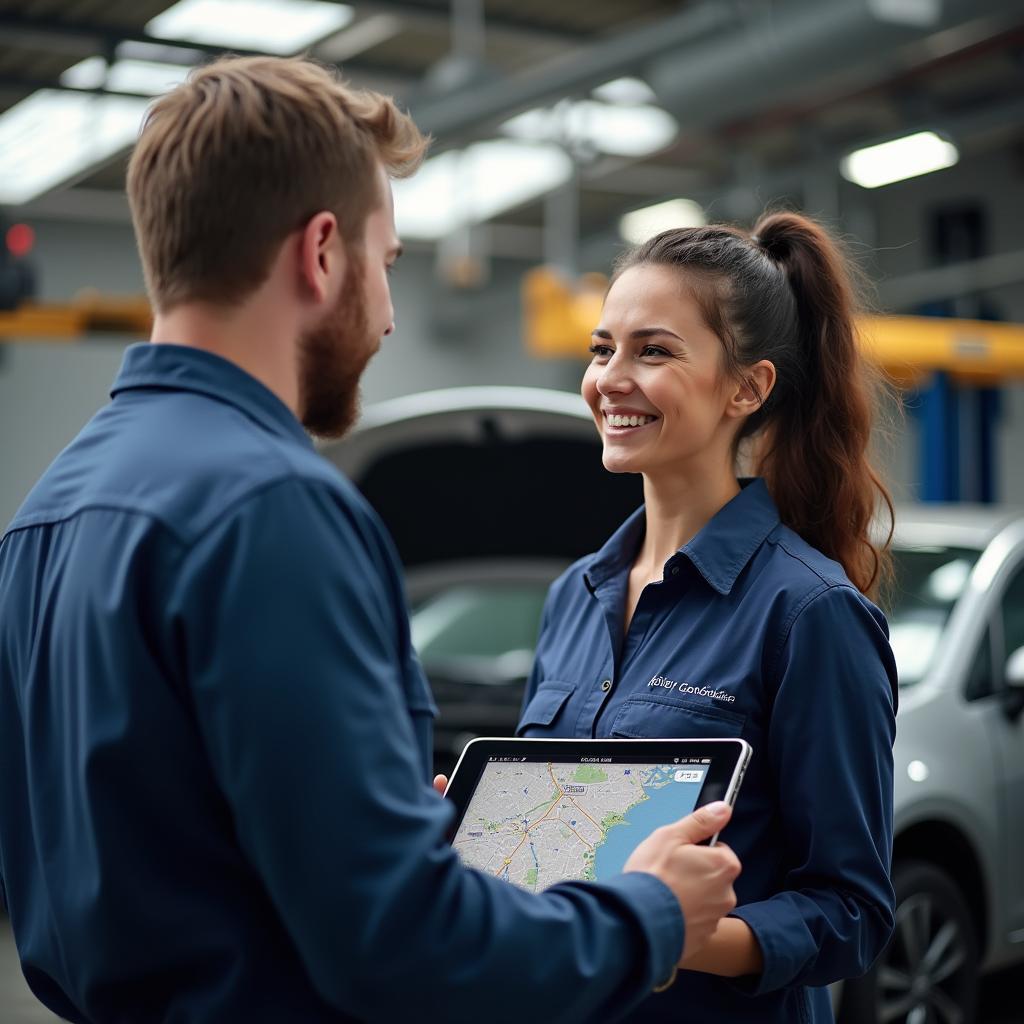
[321,387,644,569]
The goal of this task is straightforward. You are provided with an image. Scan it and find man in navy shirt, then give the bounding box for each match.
[0,56,741,1022]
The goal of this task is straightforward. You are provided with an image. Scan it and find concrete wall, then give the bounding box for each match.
[866,145,1024,505]
[0,221,581,526]
[2,144,1023,525]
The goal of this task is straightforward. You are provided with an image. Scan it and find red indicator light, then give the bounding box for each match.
[6,223,35,258]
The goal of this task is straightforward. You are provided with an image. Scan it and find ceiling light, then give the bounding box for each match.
[61,58,191,96]
[502,99,677,159]
[0,90,148,205]
[619,198,706,245]
[840,131,958,189]
[146,0,354,55]
[592,77,658,105]
[393,141,573,241]
[867,0,940,27]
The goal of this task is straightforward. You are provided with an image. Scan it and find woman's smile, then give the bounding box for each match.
[602,408,660,434]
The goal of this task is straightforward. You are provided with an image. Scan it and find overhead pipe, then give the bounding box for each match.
[409,2,735,143]
[647,0,1017,130]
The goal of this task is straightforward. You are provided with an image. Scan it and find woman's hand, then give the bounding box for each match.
[432,774,448,795]
[678,916,764,977]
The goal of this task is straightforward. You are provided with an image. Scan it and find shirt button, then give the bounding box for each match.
[601,679,612,692]
[671,566,680,576]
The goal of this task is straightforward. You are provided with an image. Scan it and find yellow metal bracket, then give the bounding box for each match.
[0,294,152,341]
[523,266,1024,384]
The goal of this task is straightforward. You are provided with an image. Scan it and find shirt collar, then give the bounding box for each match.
[110,342,312,448]
[584,478,781,597]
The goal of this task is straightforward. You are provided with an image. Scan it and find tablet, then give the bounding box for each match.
[445,737,751,892]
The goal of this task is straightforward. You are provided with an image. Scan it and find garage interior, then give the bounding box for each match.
[1,1,1023,1021]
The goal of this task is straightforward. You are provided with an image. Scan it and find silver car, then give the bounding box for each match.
[325,387,1024,1024]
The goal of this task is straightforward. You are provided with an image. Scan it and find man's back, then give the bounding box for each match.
[0,344,393,1022]
[1,344,693,1024]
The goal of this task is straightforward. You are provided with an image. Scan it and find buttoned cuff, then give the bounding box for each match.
[728,901,814,995]
[595,871,686,993]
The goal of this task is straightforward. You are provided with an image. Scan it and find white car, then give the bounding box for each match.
[326,388,1024,1024]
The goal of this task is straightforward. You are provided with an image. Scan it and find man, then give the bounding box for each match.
[0,57,740,1023]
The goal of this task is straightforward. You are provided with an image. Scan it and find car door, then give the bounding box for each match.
[988,558,1024,943]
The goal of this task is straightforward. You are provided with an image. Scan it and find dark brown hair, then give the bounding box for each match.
[616,212,893,598]
[127,55,428,311]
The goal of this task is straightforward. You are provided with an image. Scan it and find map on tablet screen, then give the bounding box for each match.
[452,760,707,891]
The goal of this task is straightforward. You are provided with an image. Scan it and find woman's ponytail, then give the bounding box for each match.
[619,210,894,599]
[751,211,893,597]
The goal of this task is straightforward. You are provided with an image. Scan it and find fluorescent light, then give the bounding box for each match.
[61,58,191,95]
[592,77,658,105]
[502,99,677,159]
[0,90,148,205]
[146,0,354,55]
[867,0,940,27]
[393,141,573,240]
[619,198,706,244]
[840,131,958,188]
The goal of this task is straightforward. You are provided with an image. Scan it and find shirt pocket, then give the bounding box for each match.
[609,693,746,740]
[515,680,575,736]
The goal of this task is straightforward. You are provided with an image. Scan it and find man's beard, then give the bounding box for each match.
[298,256,375,440]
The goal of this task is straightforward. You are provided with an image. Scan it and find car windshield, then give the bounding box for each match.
[886,545,980,687]
[411,584,549,672]
[409,546,981,691]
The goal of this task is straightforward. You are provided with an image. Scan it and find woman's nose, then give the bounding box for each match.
[596,354,634,397]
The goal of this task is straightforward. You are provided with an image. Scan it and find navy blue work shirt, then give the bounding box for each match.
[519,479,898,1023]
[0,343,686,1024]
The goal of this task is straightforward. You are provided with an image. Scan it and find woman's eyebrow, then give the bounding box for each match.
[591,327,684,341]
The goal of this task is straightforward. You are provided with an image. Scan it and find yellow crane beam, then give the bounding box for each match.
[3,275,1023,389]
[0,295,151,340]
[523,267,1024,385]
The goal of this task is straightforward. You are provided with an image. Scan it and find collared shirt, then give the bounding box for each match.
[0,342,684,1024]
[519,479,898,1024]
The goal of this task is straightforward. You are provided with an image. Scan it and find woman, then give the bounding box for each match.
[516,212,898,1022]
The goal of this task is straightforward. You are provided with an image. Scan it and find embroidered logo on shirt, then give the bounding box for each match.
[648,674,736,703]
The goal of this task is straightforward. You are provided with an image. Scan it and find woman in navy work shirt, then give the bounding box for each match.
[517,212,898,1022]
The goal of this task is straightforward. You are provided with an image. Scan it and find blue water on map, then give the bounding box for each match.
[592,767,706,880]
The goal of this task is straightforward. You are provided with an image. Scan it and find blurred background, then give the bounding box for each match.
[1,1,1023,1022]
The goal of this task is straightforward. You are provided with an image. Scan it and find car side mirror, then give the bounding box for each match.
[1002,645,1024,722]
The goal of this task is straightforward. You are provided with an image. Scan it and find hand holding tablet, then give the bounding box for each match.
[622,799,741,966]
[443,738,750,978]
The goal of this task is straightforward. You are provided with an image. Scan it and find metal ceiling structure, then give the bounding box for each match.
[1,0,1022,299]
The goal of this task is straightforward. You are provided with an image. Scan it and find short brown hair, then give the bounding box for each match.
[127,55,428,311]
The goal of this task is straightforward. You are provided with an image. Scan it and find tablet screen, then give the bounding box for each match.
[451,753,716,891]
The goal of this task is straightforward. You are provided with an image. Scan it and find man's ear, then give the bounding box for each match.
[298,211,343,306]
[726,359,776,419]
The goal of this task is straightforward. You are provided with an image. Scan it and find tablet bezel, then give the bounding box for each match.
[443,737,751,848]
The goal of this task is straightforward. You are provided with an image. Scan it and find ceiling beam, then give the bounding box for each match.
[409,2,735,144]
[357,1,583,46]
[878,250,1024,311]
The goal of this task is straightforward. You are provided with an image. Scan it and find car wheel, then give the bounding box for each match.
[839,859,979,1024]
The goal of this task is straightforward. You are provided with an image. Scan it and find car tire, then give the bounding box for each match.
[838,859,979,1024]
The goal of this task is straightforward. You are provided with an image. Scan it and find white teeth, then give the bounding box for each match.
[606,414,655,428]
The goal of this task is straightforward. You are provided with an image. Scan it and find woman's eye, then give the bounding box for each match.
[641,345,668,358]
[588,343,613,358]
